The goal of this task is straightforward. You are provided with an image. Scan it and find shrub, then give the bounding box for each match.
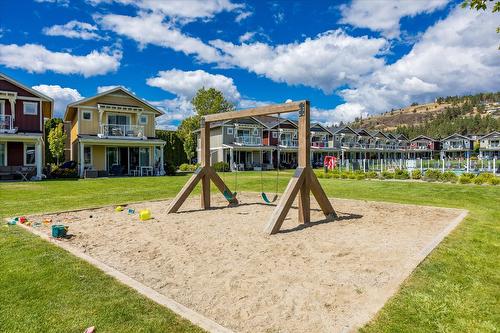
[50,165,78,179]
[365,171,378,179]
[489,177,500,185]
[424,169,441,182]
[164,161,176,176]
[354,171,366,180]
[179,163,198,172]
[439,171,458,183]
[381,170,394,179]
[474,173,494,185]
[394,168,410,180]
[213,161,230,172]
[459,173,475,184]
[411,169,422,180]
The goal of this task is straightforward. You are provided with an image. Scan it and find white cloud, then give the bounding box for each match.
[146,69,240,101]
[333,6,500,121]
[32,85,83,117]
[91,0,245,23]
[43,20,104,40]
[34,0,69,6]
[151,97,194,129]
[97,12,223,63]
[235,10,252,23]
[339,0,449,39]
[0,44,121,77]
[239,31,255,43]
[211,29,388,94]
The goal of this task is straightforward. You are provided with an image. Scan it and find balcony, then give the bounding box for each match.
[0,115,16,134]
[280,139,298,147]
[311,141,329,148]
[99,124,145,139]
[234,136,262,146]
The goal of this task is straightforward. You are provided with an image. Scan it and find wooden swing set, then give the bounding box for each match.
[166,100,337,234]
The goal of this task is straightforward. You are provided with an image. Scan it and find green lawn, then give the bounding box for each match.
[1,174,499,332]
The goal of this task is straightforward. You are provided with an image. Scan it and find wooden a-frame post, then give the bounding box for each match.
[166,100,336,234]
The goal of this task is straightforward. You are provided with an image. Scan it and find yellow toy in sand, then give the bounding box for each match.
[115,206,124,212]
[139,209,151,221]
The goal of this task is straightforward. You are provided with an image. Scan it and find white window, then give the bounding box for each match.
[23,102,38,115]
[84,146,92,165]
[272,131,278,138]
[82,111,92,120]
[253,128,259,135]
[139,115,148,125]
[0,100,5,115]
[24,143,36,166]
[227,127,233,135]
[0,143,6,166]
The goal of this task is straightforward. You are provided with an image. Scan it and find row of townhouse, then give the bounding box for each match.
[0,73,166,180]
[196,116,500,170]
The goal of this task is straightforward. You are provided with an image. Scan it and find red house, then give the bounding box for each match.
[0,73,53,180]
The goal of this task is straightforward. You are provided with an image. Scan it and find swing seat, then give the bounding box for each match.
[223,189,237,201]
[261,192,277,204]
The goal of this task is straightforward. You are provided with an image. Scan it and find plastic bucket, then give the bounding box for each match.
[51,225,68,238]
[139,209,151,221]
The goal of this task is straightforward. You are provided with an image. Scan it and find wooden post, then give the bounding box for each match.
[298,101,310,225]
[200,119,211,209]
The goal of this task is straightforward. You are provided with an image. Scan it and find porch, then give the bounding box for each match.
[77,137,166,178]
[0,133,43,180]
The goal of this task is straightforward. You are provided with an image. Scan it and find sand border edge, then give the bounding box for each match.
[13,221,234,333]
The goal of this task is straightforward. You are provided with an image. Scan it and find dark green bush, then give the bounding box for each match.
[365,171,378,179]
[213,161,230,172]
[164,161,176,176]
[424,169,441,182]
[381,170,394,179]
[474,173,494,185]
[394,168,410,180]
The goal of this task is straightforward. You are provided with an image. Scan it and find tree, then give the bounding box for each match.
[178,88,235,161]
[48,123,67,165]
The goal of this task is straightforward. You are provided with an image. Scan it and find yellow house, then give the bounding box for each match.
[64,87,166,177]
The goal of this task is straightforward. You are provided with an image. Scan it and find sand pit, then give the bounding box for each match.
[27,193,466,333]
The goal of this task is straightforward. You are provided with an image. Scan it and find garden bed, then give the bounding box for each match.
[24,194,466,332]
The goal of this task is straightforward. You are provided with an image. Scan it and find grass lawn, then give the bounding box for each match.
[1,173,499,332]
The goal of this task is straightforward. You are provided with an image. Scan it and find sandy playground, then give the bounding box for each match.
[28,193,466,332]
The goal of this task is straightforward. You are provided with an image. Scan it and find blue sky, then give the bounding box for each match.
[0,0,498,129]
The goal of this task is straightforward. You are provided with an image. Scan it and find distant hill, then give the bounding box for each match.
[350,92,500,139]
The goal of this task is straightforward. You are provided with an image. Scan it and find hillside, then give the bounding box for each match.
[350,92,500,138]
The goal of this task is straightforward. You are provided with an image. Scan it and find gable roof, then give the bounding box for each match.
[411,135,436,142]
[330,125,358,135]
[369,130,390,139]
[394,133,409,141]
[479,131,500,140]
[64,86,163,121]
[442,133,470,141]
[310,122,332,134]
[355,129,372,137]
[0,72,53,102]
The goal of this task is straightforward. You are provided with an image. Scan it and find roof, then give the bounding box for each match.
[0,72,54,102]
[328,125,358,135]
[442,133,471,141]
[395,133,409,141]
[479,131,500,140]
[355,129,373,137]
[64,86,163,121]
[369,130,390,139]
[411,135,436,142]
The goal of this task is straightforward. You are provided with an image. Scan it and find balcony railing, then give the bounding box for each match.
[0,115,16,133]
[234,136,262,146]
[311,141,329,148]
[99,124,145,139]
[280,139,298,147]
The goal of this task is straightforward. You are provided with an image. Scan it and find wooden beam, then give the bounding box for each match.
[207,168,238,205]
[309,169,337,218]
[166,167,206,214]
[264,168,305,234]
[203,100,307,123]
[298,101,311,224]
[200,119,211,209]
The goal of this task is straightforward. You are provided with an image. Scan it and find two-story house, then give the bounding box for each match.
[0,73,53,180]
[479,131,500,159]
[64,87,166,177]
[408,135,440,159]
[441,133,473,159]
